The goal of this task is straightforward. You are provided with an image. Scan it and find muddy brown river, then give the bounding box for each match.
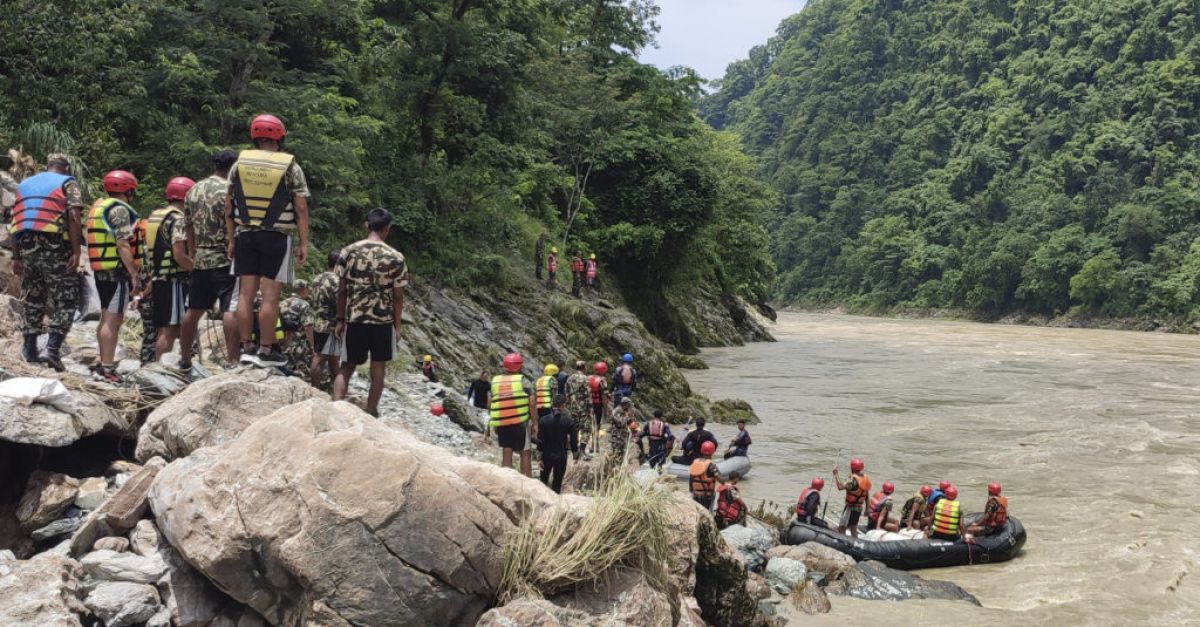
[685,313,1200,625]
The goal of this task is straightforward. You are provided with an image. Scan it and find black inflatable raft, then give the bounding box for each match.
[782,514,1025,570]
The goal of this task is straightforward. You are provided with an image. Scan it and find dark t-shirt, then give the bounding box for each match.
[469,379,490,409]
[538,409,579,458]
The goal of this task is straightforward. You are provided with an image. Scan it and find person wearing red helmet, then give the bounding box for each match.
[901,485,933,530]
[967,482,1010,536]
[834,458,873,537]
[588,361,610,434]
[867,481,899,532]
[86,170,142,383]
[486,352,537,477]
[147,176,195,362]
[795,478,828,527]
[226,113,311,370]
[689,440,722,510]
[927,485,962,541]
[332,209,409,417]
[178,150,241,371]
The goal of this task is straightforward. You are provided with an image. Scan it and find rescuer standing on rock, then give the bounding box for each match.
[308,250,341,389]
[332,208,409,418]
[536,393,578,493]
[86,170,142,383]
[489,352,537,477]
[148,177,195,360]
[10,153,84,371]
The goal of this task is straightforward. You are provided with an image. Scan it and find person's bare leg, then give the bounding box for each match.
[97,311,122,365]
[257,278,282,352]
[520,451,532,477]
[367,361,386,415]
[502,448,514,470]
[179,309,204,364]
[333,363,354,401]
[327,357,341,386]
[236,275,260,347]
[221,311,239,364]
[155,327,179,360]
[310,354,324,388]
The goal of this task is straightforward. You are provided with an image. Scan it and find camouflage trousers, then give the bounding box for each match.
[138,294,157,364]
[600,416,631,477]
[569,400,595,449]
[16,235,77,335]
[283,334,312,380]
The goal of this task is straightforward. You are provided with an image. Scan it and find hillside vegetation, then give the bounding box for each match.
[0,0,774,349]
[706,0,1200,320]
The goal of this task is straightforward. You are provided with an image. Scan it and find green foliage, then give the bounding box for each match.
[708,0,1200,319]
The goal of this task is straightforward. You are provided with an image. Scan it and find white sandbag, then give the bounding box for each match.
[0,377,75,411]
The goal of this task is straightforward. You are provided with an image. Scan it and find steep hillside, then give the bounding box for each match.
[706,0,1200,321]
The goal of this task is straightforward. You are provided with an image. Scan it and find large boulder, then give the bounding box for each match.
[827,560,981,605]
[17,471,79,533]
[718,518,777,571]
[136,369,324,462]
[83,582,162,627]
[0,552,87,626]
[763,557,808,593]
[149,398,560,627]
[0,378,127,447]
[764,542,856,577]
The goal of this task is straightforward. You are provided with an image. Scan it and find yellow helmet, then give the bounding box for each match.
[544,364,560,376]
[423,355,432,362]
[589,253,596,260]
[551,246,558,254]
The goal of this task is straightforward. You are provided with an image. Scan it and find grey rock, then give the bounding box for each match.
[0,551,87,626]
[156,539,235,627]
[128,519,161,556]
[764,557,808,591]
[69,457,167,557]
[31,507,87,542]
[80,549,167,584]
[146,606,172,627]
[719,520,777,571]
[16,471,79,532]
[789,581,831,615]
[84,582,161,626]
[764,542,856,577]
[93,536,130,552]
[827,560,981,605]
[73,477,108,511]
[0,390,127,448]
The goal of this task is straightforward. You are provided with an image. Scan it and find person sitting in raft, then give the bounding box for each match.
[901,485,932,530]
[867,481,899,532]
[715,476,747,530]
[672,417,718,465]
[795,477,827,527]
[724,419,752,458]
[926,485,962,542]
[921,480,951,529]
[966,482,1009,536]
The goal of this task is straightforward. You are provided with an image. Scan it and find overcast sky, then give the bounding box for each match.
[639,0,806,80]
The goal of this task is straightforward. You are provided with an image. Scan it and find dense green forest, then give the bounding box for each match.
[705,0,1200,319]
[0,0,775,347]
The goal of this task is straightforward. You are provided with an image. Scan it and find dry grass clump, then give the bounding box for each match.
[497,463,673,603]
[0,353,161,423]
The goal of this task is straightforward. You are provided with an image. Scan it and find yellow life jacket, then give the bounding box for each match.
[931,499,961,536]
[489,374,530,427]
[146,206,184,277]
[86,198,140,272]
[230,149,295,229]
[534,375,555,409]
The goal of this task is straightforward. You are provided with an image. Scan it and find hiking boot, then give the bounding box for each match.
[239,343,261,366]
[41,332,66,373]
[94,365,124,385]
[256,345,288,368]
[21,333,41,363]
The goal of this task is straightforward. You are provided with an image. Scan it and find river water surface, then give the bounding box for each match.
[685,313,1200,625]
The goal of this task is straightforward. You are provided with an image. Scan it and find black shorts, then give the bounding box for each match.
[839,506,863,529]
[96,277,130,314]
[233,230,293,283]
[152,277,189,327]
[344,323,395,365]
[313,331,338,357]
[188,267,236,313]
[592,403,604,425]
[496,421,530,451]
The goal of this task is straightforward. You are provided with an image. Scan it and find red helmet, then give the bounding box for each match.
[988,482,1002,496]
[811,477,825,490]
[165,177,195,201]
[250,114,286,141]
[849,458,865,472]
[700,441,717,456]
[430,404,445,416]
[882,481,894,494]
[594,361,608,375]
[920,485,932,498]
[945,486,959,500]
[502,353,523,373]
[938,480,951,491]
[102,170,138,194]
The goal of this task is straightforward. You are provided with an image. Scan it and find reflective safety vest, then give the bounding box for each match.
[931,499,961,536]
[10,172,74,235]
[867,491,892,525]
[570,256,584,272]
[796,488,819,518]
[585,259,596,279]
[86,198,140,272]
[252,317,285,343]
[230,149,295,229]
[716,484,744,523]
[534,375,555,409]
[648,419,667,441]
[146,206,184,277]
[588,375,604,404]
[689,459,716,499]
[547,253,557,273]
[489,374,530,427]
[987,495,1009,528]
[844,473,871,506]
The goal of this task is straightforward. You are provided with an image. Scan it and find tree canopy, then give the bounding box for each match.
[705,0,1200,320]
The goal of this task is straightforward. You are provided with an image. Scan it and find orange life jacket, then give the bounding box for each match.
[716,484,744,523]
[547,253,557,272]
[570,256,584,272]
[844,473,871,506]
[987,495,1009,527]
[588,375,604,404]
[931,498,961,536]
[867,491,892,525]
[689,459,715,499]
[796,487,819,518]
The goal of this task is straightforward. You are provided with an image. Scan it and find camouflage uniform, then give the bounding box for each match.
[14,171,83,335]
[603,403,636,476]
[309,270,338,336]
[137,264,156,364]
[183,175,231,271]
[279,294,314,380]
[335,240,409,324]
[565,371,593,449]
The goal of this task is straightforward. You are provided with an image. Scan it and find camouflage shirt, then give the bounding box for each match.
[227,160,308,235]
[93,199,137,283]
[565,372,592,417]
[184,175,230,270]
[334,240,409,325]
[309,270,338,334]
[279,296,314,332]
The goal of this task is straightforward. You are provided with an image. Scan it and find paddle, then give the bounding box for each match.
[822,448,842,522]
